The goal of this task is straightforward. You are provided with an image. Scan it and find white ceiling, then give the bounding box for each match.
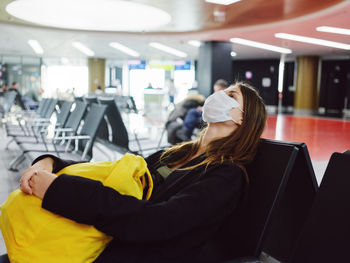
[0,0,349,63]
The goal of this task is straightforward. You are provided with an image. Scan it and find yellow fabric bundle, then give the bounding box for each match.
[0,153,153,263]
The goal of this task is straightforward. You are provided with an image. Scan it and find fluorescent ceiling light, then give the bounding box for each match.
[316,26,350,36]
[28,39,43,54]
[6,0,171,32]
[188,40,201,47]
[109,42,140,57]
[149,42,187,58]
[230,38,292,54]
[205,0,241,5]
[72,42,95,56]
[275,33,350,50]
[230,51,237,57]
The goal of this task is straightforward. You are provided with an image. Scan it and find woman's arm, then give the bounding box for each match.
[20,154,86,195]
[32,154,85,173]
[41,163,243,243]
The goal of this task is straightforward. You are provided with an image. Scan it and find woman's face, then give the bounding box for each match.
[225,85,244,125]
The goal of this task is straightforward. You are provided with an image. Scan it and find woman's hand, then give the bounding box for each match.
[20,157,54,195]
[28,170,57,199]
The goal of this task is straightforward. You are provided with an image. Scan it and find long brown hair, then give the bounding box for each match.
[160,82,267,182]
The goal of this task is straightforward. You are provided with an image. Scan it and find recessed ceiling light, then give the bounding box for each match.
[205,0,241,5]
[188,40,202,47]
[316,26,350,36]
[109,42,140,57]
[149,42,187,58]
[275,33,350,50]
[28,40,43,55]
[6,0,171,32]
[230,51,237,57]
[230,38,292,54]
[72,42,95,56]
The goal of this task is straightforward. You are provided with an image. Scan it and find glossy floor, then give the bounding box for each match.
[263,115,350,161]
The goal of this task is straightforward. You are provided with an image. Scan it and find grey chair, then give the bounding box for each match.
[26,103,107,162]
[8,101,87,170]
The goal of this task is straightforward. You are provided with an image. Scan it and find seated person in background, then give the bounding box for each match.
[0,82,267,263]
[168,79,229,143]
[166,93,205,144]
[175,106,203,141]
[9,81,26,110]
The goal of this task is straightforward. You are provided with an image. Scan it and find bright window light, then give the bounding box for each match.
[230,38,292,54]
[6,0,171,32]
[205,0,241,5]
[316,26,350,36]
[230,51,237,57]
[149,42,187,58]
[28,39,43,54]
[72,42,95,57]
[61,57,69,64]
[275,33,350,50]
[188,40,201,47]
[109,42,140,57]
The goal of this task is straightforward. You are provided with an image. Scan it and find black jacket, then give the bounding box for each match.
[35,151,244,263]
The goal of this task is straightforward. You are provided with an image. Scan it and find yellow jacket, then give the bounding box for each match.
[0,153,152,263]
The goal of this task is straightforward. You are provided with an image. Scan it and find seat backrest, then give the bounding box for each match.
[262,141,318,262]
[84,96,98,106]
[1,91,17,113]
[97,97,129,150]
[41,98,58,119]
[56,101,73,127]
[76,103,107,158]
[212,139,298,261]
[63,101,87,133]
[128,96,138,113]
[35,98,48,115]
[289,151,350,263]
[114,95,129,112]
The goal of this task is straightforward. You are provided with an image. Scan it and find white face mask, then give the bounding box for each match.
[202,90,242,124]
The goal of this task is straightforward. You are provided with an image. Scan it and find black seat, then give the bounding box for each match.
[261,140,318,262]
[208,139,299,262]
[289,151,350,263]
[97,97,130,153]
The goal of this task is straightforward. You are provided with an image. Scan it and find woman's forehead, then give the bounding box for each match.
[225,85,241,93]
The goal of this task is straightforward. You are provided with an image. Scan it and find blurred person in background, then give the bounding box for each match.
[9,81,25,110]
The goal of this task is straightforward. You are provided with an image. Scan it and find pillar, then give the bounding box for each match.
[294,56,319,114]
[197,41,233,97]
[88,58,105,93]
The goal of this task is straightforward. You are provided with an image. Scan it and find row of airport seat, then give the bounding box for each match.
[2,95,162,171]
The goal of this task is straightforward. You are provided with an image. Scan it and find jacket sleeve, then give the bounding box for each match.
[42,163,243,243]
[32,154,86,173]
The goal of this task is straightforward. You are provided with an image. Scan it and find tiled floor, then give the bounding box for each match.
[0,113,349,259]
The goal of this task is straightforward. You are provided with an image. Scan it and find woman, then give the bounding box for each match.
[3,82,266,263]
